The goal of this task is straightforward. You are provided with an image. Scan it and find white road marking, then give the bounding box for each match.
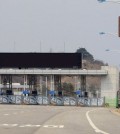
[43,125,64,128]
[11,124,18,127]
[86,109,109,134]
[2,124,9,126]
[0,124,64,128]
[4,114,9,116]
[43,125,58,128]
[2,124,18,127]
[59,125,64,128]
[24,124,41,127]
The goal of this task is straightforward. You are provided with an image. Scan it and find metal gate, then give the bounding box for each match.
[0,95,104,107]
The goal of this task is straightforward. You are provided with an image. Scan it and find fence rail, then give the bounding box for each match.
[0,95,104,107]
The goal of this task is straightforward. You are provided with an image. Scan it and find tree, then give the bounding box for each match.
[76,48,94,61]
[62,82,74,96]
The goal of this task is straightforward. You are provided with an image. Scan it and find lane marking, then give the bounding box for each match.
[4,114,9,116]
[2,124,18,127]
[3,124,9,126]
[43,125,59,128]
[59,125,64,128]
[43,125,64,128]
[0,124,64,128]
[86,109,109,134]
[23,124,41,127]
[11,124,18,127]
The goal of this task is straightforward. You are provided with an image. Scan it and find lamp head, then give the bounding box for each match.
[98,0,106,3]
[105,49,110,51]
[99,32,106,35]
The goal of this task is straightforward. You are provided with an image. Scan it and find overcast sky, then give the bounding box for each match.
[0,0,120,68]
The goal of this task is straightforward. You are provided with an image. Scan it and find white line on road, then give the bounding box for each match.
[59,125,64,128]
[43,125,64,128]
[2,124,18,127]
[2,124,9,126]
[23,124,41,127]
[4,114,9,116]
[86,109,109,134]
[0,124,64,129]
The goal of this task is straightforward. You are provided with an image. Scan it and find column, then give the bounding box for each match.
[40,76,43,95]
[24,75,27,90]
[101,66,119,107]
[45,76,48,97]
[81,75,86,91]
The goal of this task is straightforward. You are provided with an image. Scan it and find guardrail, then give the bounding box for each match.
[0,95,104,107]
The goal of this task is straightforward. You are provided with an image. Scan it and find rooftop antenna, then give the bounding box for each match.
[50,48,53,53]
[64,41,66,53]
[40,40,42,52]
[13,41,16,52]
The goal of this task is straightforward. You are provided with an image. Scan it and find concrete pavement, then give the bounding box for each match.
[0,105,119,134]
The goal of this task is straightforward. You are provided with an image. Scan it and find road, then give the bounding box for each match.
[0,105,119,134]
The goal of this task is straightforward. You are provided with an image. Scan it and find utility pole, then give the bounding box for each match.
[118,16,120,37]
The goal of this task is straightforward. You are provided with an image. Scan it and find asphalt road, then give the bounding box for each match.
[0,105,119,134]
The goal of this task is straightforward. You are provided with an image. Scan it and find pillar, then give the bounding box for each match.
[8,75,12,90]
[50,75,55,91]
[45,76,48,97]
[81,75,86,92]
[40,76,43,94]
[24,75,27,90]
[101,66,119,107]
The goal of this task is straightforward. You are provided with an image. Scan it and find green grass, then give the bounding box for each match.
[105,97,118,107]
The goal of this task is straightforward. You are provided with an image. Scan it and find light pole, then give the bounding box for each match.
[98,0,120,4]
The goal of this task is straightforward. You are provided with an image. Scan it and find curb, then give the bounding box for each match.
[110,109,120,116]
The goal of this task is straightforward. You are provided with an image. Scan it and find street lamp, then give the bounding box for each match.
[98,0,120,4]
[105,49,120,53]
[99,32,118,37]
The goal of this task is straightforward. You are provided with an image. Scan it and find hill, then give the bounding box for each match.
[62,48,108,97]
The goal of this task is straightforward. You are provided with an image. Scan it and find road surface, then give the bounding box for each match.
[0,105,119,134]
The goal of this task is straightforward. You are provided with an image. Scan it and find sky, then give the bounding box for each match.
[0,0,120,68]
